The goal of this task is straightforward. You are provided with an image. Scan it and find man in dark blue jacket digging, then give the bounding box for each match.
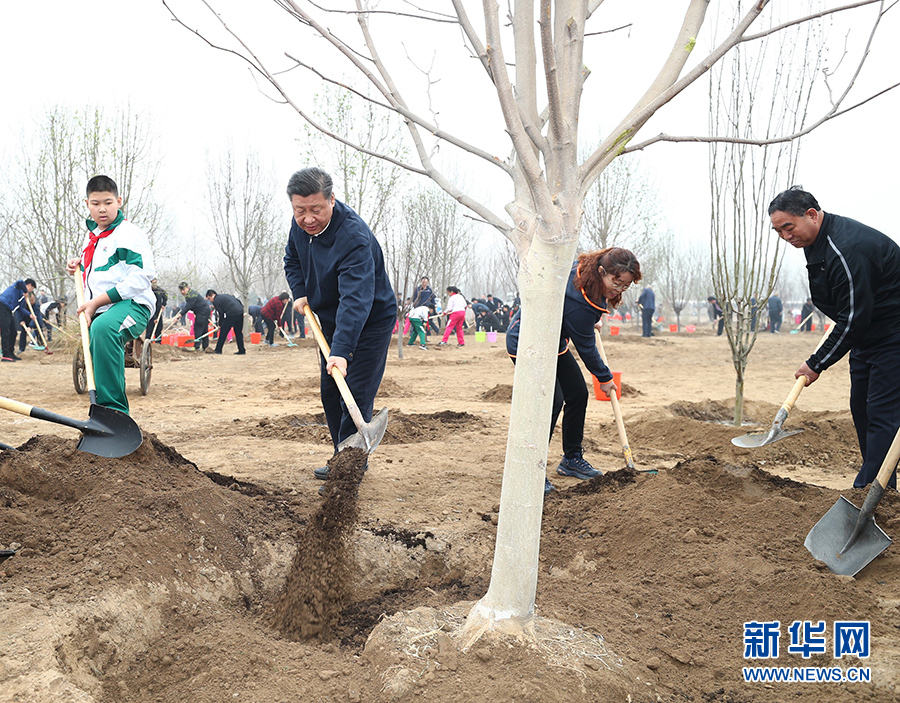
[284,167,396,481]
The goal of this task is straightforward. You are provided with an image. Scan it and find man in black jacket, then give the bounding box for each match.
[770,186,900,489]
[179,282,212,351]
[206,290,246,355]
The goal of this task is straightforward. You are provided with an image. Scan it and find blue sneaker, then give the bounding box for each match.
[556,453,602,480]
[544,477,555,495]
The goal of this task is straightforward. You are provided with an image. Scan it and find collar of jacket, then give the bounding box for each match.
[85,209,125,233]
[307,200,348,247]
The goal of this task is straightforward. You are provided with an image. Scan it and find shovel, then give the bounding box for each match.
[19,321,45,351]
[595,329,635,469]
[731,326,833,448]
[804,427,899,576]
[303,304,388,453]
[25,296,53,354]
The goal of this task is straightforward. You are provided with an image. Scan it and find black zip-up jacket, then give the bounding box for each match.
[212,293,243,321]
[506,263,613,383]
[283,199,395,361]
[805,212,900,373]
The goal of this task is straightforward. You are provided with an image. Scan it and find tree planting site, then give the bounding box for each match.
[1,330,898,702]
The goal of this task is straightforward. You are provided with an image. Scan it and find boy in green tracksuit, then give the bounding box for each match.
[66,175,156,415]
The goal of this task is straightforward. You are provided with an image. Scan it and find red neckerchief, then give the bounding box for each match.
[82,227,115,286]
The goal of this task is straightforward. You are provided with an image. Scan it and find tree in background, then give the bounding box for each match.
[709,3,822,426]
[0,104,166,299]
[167,0,898,645]
[205,148,284,305]
[580,154,662,252]
[655,232,708,331]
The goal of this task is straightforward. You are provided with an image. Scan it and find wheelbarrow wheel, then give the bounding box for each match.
[140,339,152,395]
[72,347,87,395]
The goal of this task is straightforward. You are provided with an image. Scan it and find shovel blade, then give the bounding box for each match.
[76,403,144,458]
[731,426,804,448]
[804,496,893,576]
[336,407,388,454]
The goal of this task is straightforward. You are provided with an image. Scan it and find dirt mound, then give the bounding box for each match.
[541,458,900,701]
[245,413,331,443]
[481,384,513,402]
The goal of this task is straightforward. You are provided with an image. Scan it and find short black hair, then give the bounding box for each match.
[447,286,460,295]
[768,186,820,216]
[24,278,36,288]
[179,282,189,290]
[286,167,333,199]
[86,175,119,198]
[206,289,217,298]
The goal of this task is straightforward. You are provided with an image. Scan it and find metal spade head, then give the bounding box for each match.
[76,403,144,458]
[804,496,893,576]
[731,425,804,448]
[336,407,388,454]
[0,549,15,564]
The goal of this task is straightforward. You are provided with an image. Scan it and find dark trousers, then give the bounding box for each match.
[0,303,15,357]
[263,318,277,344]
[849,333,900,489]
[215,315,246,354]
[641,308,654,337]
[146,306,164,342]
[511,349,588,457]
[193,314,210,350]
[717,317,725,336]
[320,320,394,449]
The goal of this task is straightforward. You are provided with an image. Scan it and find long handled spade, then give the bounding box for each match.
[25,296,53,354]
[804,427,899,576]
[303,304,388,453]
[19,321,45,351]
[731,326,833,448]
[594,328,636,470]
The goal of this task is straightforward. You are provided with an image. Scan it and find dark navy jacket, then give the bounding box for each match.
[805,212,900,372]
[283,199,395,361]
[0,281,28,311]
[506,263,613,383]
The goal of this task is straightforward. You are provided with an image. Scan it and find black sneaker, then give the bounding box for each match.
[556,454,602,480]
[1,356,14,362]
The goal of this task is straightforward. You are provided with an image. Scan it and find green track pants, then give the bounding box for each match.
[89,300,150,415]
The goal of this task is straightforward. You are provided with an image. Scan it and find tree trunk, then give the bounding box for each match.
[461,227,575,646]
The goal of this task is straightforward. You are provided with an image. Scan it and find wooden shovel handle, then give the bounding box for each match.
[24,296,50,347]
[0,395,35,417]
[595,329,635,469]
[783,324,837,411]
[303,304,366,432]
[875,426,900,489]
[73,269,98,393]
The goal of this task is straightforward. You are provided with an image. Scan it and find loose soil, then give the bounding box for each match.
[1,328,899,702]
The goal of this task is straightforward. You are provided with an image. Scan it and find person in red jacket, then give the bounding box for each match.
[260,292,289,346]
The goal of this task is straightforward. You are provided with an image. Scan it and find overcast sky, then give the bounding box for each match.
[1,1,897,258]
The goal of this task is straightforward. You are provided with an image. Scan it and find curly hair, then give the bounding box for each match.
[574,247,642,308]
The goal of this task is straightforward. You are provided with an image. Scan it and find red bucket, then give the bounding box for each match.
[592,371,622,401]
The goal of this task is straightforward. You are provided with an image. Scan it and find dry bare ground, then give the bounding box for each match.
[1,325,898,702]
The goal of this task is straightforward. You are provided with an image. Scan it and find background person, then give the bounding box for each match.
[206,290,246,355]
[260,292,289,346]
[637,285,655,337]
[179,282,211,351]
[438,286,467,346]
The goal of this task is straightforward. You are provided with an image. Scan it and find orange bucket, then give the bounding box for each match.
[669,324,678,332]
[609,326,620,336]
[593,371,622,401]
[250,332,262,344]
[177,334,190,347]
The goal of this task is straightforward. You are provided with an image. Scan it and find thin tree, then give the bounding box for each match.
[656,232,708,331]
[166,0,898,644]
[709,3,822,426]
[205,148,283,305]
